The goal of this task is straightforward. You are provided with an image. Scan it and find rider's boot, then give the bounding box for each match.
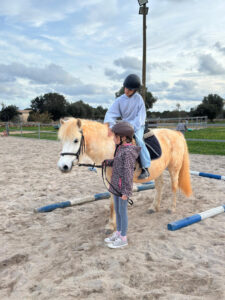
[138,167,150,179]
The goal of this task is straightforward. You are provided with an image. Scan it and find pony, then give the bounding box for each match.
[57,118,192,232]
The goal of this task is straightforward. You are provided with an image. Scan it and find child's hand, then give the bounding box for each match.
[108,127,113,137]
[122,195,128,200]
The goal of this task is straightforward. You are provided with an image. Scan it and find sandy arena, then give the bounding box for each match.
[0,137,225,300]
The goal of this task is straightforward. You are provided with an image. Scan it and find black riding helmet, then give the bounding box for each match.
[111,121,134,140]
[123,74,141,90]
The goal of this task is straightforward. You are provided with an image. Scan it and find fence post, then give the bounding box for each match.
[6,122,9,135]
[38,123,40,139]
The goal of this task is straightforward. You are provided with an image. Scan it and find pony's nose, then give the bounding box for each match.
[63,165,69,171]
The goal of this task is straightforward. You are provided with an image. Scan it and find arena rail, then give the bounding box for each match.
[167,205,225,231]
[34,182,155,213]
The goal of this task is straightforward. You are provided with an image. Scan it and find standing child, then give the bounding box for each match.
[103,121,141,249]
[104,73,151,179]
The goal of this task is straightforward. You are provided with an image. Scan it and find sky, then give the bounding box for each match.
[0,0,225,112]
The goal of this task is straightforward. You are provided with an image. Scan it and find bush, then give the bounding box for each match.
[28,111,53,123]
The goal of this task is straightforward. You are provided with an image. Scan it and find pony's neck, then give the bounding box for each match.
[82,120,115,163]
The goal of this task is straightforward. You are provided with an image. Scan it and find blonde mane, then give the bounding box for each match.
[58,118,108,141]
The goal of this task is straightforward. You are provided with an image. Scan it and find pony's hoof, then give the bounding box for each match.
[147,208,155,214]
[167,209,175,214]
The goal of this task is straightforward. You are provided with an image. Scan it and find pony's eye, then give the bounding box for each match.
[74,138,79,143]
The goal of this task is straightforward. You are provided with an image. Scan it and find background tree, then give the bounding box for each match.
[67,100,94,119]
[30,96,45,113]
[190,94,224,121]
[203,94,224,115]
[30,93,69,121]
[0,105,19,121]
[93,106,107,120]
[28,111,53,123]
[191,103,217,121]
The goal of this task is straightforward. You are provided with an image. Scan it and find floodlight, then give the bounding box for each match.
[139,6,149,15]
[138,0,148,6]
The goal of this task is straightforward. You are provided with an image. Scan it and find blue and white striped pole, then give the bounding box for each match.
[168,205,225,231]
[190,170,225,181]
[34,182,155,213]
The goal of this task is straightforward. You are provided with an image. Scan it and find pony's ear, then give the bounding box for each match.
[60,119,65,125]
[77,119,82,128]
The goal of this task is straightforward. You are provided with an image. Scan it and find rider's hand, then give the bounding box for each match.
[122,195,128,200]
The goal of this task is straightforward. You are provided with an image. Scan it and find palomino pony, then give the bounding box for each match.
[57,118,192,232]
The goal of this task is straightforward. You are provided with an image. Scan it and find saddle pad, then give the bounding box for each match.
[144,130,162,160]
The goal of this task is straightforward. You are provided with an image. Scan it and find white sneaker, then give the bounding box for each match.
[104,232,120,243]
[107,237,128,249]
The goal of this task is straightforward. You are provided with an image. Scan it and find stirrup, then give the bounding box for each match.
[138,168,150,179]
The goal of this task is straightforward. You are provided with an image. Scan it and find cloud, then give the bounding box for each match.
[104,68,136,82]
[0,63,80,85]
[151,61,174,71]
[150,81,169,92]
[214,42,225,55]
[114,57,142,71]
[198,54,225,75]
[165,80,202,102]
[0,0,79,27]
[60,84,106,97]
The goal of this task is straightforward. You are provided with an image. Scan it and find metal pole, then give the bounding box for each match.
[142,4,147,103]
[38,123,40,139]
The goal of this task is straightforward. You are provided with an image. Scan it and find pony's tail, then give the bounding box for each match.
[178,138,192,197]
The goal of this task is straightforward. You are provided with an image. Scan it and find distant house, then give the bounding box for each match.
[18,110,32,123]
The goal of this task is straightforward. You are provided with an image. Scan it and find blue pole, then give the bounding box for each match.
[36,201,71,213]
[34,183,155,213]
[190,170,225,181]
[168,205,225,231]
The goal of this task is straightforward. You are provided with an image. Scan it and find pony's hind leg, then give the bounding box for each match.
[105,194,116,234]
[148,174,163,213]
[168,169,179,213]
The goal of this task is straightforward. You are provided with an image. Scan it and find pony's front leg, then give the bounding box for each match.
[105,194,116,234]
[148,174,163,213]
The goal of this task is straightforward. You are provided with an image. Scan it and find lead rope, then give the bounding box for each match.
[101,160,133,206]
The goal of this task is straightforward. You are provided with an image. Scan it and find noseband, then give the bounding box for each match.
[60,131,85,161]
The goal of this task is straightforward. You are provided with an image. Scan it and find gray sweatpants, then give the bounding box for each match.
[113,195,128,236]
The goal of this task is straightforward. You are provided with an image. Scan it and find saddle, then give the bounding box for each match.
[143,129,162,160]
[113,128,162,163]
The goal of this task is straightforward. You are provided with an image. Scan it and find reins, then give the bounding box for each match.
[60,130,133,205]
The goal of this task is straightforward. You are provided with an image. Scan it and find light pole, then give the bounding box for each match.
[138,0,149,103]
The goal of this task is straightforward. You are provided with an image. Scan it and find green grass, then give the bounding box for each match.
[10,132,58,140]
[187,141,225,155]
[185,127,225,155]
[185,127,225,140]
[0,125,56,132]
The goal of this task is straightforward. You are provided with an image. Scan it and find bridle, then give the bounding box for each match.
[60,131,86,161]
[60,131,102,168]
